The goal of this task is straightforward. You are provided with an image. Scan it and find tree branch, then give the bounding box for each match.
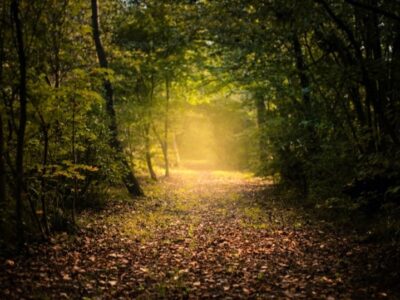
[344,0,400,22]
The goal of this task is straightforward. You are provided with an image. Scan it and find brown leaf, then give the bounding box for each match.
[108,280,117,286]
[5,260,15,267]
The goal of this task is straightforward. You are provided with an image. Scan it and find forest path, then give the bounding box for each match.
[1,168,397,299]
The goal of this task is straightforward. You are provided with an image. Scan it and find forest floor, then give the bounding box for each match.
[1,166,400,299]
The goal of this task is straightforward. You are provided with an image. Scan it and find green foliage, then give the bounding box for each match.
[200,0,400,231]
[0,0,137,246]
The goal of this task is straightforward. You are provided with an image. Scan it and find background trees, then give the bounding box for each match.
[0,0,143,249]
[202,0,400,216]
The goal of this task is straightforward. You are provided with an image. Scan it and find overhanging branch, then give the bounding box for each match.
[344,0,400,22]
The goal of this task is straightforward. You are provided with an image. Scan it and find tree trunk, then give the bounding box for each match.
[292,34,311,112]
[291,34,315,196]
[90,0,143,196]
[318,0,399,145]
[152,124,169,177]
[144,124,157,181]
[349,86,366,127]
[0,2,6,210]
[172,132,181,167]
[145,73,157,180]
[71,98,77,225]
[367,1,398,146]
[12,0,27,247]
[40,121,50,236]
[164,76,170,177]
[255,95,268,164]
[0,114,6,209]
[390,24,400,133]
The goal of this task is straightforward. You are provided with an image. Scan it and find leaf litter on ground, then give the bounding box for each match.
[1,168,399,299]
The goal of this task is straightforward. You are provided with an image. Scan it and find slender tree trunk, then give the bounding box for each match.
[71,98,77,225]
[91,0,143,196]
[11,0,45,242]
[0,114,6,209]
[390,25,400,133]
[368,2,398,146]
[152,124,169,177]
[292,34,311,112]
[318,0,399,145]
[145,151,157,180]
[144,73,157,180]
[291,34,314,196]
[349,86,366,126]
[39,119,50,236]
[144,125,157,181]
[12,0,27,247]
[0,3,6,209]
[172,132,181,167]
[164,76,170,177]
[255,95,268,164]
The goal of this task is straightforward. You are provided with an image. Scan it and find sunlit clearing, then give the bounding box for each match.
[176,101,256,171]
[178,110,217,169]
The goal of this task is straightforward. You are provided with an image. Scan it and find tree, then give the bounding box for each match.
[11,0,28,247]
[91,0,143,196]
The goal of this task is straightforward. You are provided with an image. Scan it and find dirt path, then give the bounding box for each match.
[1,169,398,299]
